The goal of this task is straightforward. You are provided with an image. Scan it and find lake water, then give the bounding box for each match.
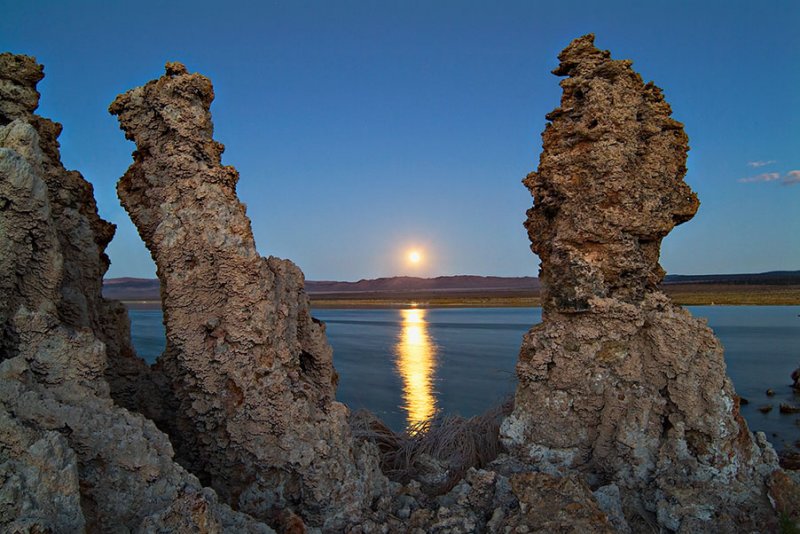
[127,306,800,450]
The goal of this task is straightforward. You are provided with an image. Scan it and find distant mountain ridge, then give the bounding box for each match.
[102,271,800,301]
[662,271,800,285]
[102,277,161,300]
[306,275,540,294]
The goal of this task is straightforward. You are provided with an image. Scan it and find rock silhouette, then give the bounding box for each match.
[502,34,789,531]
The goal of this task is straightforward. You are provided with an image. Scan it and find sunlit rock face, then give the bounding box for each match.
[110,63,387,529]
[502,35,785,531]
[0,53,271,533]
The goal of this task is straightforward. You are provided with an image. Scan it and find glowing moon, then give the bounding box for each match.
[408,250,421,264]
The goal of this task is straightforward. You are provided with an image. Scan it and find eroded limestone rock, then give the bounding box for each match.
[352,461,622,534]
[523,36,698,312]
[0,53,272,533]
[506,472,614,533]
[110,63,386,528]
[0,409,84,533]
[0,52,151,414]
[1,310,270,533]
[502,35,787,531]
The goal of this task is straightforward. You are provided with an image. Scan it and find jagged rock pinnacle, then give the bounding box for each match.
[524,33,698,312]
[503,35,786,532]
[0,53,269,533]
[110,63,386,529]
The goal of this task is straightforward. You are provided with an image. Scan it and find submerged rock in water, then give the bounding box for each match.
[109,62,387,529]
[0,53,271,533]
[780,451,800,471]
[780,403,800,414]
[502,34,790,532]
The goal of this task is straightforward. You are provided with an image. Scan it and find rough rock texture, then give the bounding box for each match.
[506,472,614,533]
[6,41,799,533]
[0,311,271,533]
[110,62,386,529]
[0,53,151,414]
[351,460,622,534]
[522,36,698,312]
[501,35,787,531]
[768,470,800,526]
[0,53,272,533]
[0,407,84,533]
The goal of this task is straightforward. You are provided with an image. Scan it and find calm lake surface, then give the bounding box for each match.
[127,306,800,449]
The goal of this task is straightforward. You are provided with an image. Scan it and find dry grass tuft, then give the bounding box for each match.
[351,398,514,495]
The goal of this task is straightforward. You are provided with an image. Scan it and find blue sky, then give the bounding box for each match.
[2,0,798,280]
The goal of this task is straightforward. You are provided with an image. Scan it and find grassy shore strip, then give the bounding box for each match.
[120,300,164,310]
[119,284,800,310]
[662,284,800,306]
[311,285,800,308]
[311,296,540,308]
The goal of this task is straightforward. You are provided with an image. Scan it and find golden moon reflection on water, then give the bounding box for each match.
[396,308,438,427]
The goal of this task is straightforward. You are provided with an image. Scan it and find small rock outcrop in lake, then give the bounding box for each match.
[110,63,386,529]
[501,34,788,531]
[0,53,271,533]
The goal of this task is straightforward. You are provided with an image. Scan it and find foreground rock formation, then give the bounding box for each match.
[0,54,145,404]
[501,34,789,531]
[0,53,271,532]
[109,63,386,529]
[4,36,799,533]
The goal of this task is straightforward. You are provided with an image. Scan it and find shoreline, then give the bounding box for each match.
[120,285,800,310]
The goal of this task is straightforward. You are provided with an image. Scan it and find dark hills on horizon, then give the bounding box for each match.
[102,271,800,301]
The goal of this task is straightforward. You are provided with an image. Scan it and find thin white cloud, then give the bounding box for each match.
[738,172,780,183]
[747,160,776,168]
[782,170,800,186]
